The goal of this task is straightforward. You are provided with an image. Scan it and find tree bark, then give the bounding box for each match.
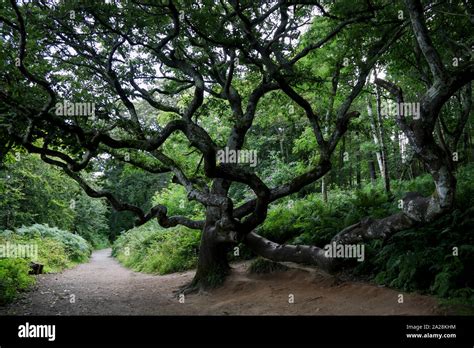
[192,226,230,290]
[244,231,334,271]
[188,207,233,291]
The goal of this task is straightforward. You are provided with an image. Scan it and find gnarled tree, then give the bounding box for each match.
[0,0,472,291]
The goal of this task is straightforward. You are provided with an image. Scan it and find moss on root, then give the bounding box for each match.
[248,258,289,274]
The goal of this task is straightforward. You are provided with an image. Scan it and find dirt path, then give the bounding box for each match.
[0,249,440,315]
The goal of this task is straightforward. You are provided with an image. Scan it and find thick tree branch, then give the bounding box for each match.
[404,0,447,81]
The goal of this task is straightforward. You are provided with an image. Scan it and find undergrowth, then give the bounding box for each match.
[0,224,91,305]
[112,221,200,275]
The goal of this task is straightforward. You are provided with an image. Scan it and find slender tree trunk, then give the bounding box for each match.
[321,176,328,202]
[346,135,353,188]
[348,163,353,188]
[394,129,401,171]
[436,119,452,164]
[367,97,384,175]
[348,161,353,188]
[375,87,391,194]
[368,158,377,184]
[279,136,286,162]
[339,136,346,187]
[464,126,471,163]
[467,121,473,162]
[321,66,339,201]
[356,149,361,189]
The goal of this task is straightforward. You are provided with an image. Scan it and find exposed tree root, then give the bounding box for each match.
[174,281,202,296]
[244,190,452,273]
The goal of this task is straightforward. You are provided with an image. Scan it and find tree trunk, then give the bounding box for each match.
[321,176,328,202]
[188,204,232,291]
[245,232,334,271]
[394,130,401,168]
[367,97,384,175]
[375,87,391,194]
[339,136,346,187]
[279,136,286,162]
[368,158,377,184]
[356,140,361,189]
[192,224,230,290]
[347,135,353,188]
[464,126,471,163]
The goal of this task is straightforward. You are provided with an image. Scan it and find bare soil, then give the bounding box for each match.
[0,249,441,315]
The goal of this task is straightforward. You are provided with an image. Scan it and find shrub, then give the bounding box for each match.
[35,237,72,273]
[0,235,72,274]
[0,224,91,272]
[0,153,110,248]
[15,224,91,262]
[0,258,35,305]
[355,209,474,306]
[113,221,201,274]
[0,224,92,305]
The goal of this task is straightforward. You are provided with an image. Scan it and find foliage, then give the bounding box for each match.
[112,221,200,275]
[73,192,110,249]
[0,153,110,248]
[454,164,474,210]
[0,258,35,305]
[0,153,76,230]
[259,188,392,246]
[5,224,91,264]
[152,183,204,219]
[101,162,169,240]
[355,209,474,305]
[0,224,91,304]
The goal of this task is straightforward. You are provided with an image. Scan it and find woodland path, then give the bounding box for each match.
[0,249,440,315]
